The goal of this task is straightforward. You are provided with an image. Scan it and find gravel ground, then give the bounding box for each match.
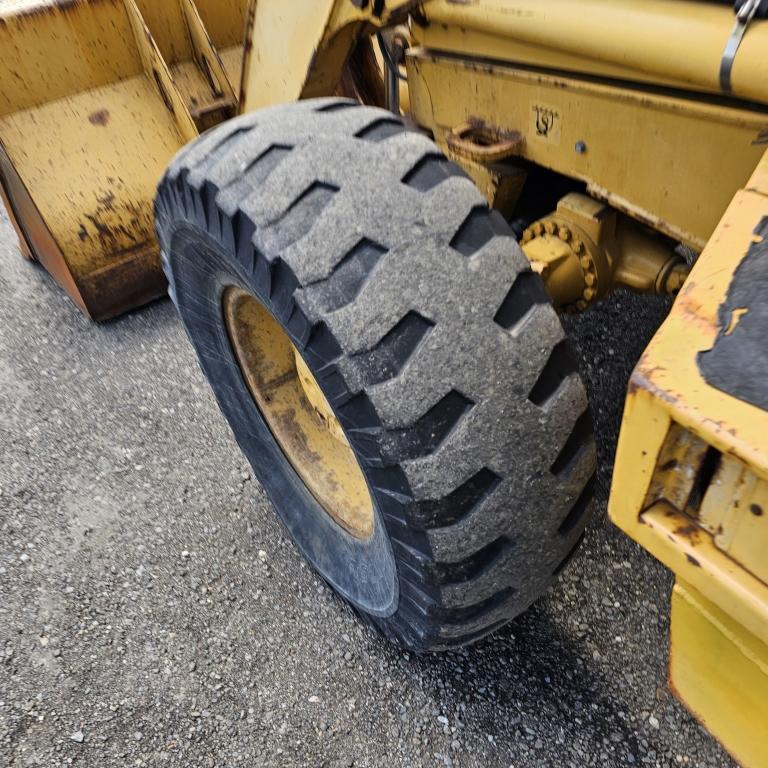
[0,209,735,768]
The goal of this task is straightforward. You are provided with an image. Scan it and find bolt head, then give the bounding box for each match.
[575,141,587,154]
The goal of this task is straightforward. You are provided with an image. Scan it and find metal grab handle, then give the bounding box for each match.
[720,0,761,92]
[445,121,524,165]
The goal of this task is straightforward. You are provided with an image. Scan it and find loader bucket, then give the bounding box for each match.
[0,0,250,321]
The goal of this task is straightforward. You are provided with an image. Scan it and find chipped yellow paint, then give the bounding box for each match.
[1,1,767,760]
[697,455,768,586]
[610,148,768,765]
[724,307,749,336]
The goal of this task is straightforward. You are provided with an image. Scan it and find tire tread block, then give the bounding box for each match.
[155,99,596,651]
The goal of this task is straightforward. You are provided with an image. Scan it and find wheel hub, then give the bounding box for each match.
[222,287,374,539]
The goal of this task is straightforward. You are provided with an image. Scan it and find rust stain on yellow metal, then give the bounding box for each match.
[0,139,94,315]
[441,119,527,219]
[406,50,767,251]
[446,153,527,221]
[223,288,375,540]
[636,499,768,640]
[0,76,182,318]
[642,423,711,513]
[445,120,524,165]
[294,351,350,449]
[610,148,768,765]
[0,0,766,759]
[697,455,768,585]
[0,0,249,319]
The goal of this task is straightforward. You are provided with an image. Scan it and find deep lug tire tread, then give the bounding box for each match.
[155,99,596,651]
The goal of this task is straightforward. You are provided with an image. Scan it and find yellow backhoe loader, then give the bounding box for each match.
[1,1,767,764]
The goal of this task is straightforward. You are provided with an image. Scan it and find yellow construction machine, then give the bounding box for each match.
[1,1,767,764]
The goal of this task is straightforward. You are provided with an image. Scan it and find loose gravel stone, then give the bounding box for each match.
[0,209,734,767]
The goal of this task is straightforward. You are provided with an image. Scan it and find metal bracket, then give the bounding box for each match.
[720,0,761,93]
[445,120,524,164]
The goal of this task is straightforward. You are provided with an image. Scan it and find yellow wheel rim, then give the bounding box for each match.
[223,287,375,539]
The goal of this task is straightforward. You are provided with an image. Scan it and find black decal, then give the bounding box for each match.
[698,217,768,410]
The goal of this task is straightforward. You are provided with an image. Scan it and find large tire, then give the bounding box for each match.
[154,99,596,651]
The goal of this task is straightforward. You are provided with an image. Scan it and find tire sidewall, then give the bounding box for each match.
[166,224,400,618]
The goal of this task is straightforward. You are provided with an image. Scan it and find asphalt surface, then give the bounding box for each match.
[0,209,735,768]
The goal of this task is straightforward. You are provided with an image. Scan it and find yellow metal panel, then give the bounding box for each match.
[124,0,198,142]
[621,191,768,471]
[0,0,142,116]
[130,0,240,114]
[635,498,768,640]
[240,0,339,111]
[0,0,249,319]
[609,381,768,641]
[193,0,249,100]
[180,0,237,105]
[748,144,768,195]
[239,0,416,112]
[0,139,92,315]
[610,149,768,641]
[168,60,217,118]
[670,581,768,768]
[133,0,195,64]
[0,0,141,115]
[218,46,244,97]
[193,0,248,49]
[698,456,768,585]
[0,76,186,283]
[406,51,767,249]
[609,147,768,768]
[414,0,768,105]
